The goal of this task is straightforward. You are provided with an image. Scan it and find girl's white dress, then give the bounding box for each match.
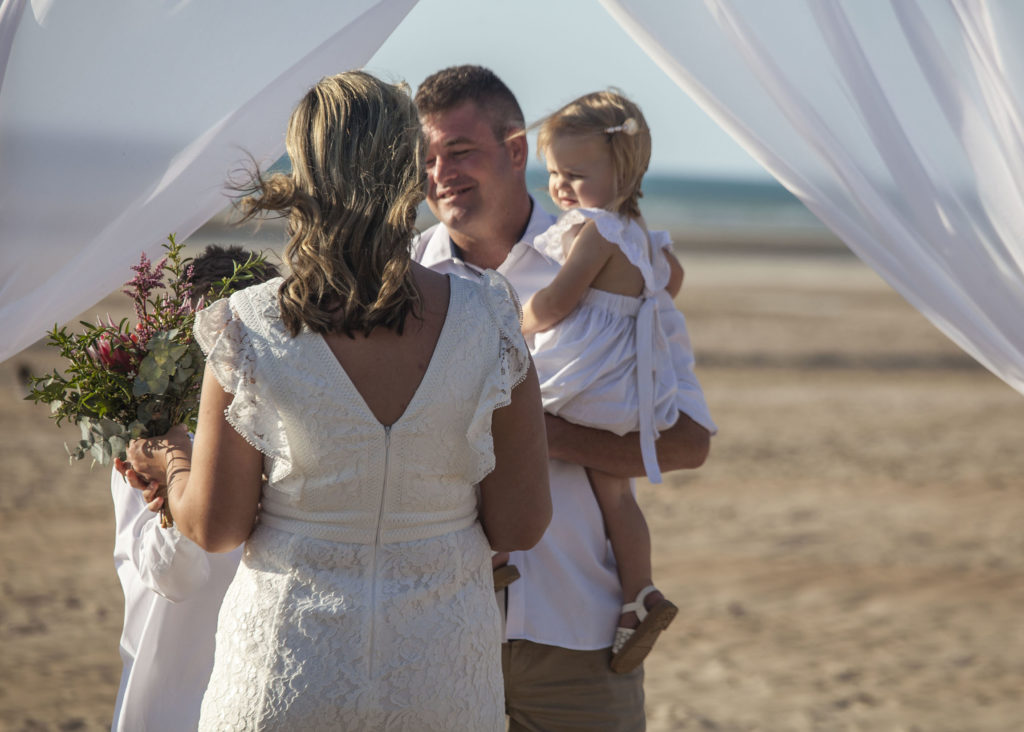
[532,207,685,483]
[192,273,528,731]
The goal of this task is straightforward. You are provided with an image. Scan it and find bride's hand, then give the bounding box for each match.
[125,424,192,488]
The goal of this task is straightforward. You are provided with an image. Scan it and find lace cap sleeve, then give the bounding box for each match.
[480,269,529,392]
[465,270,532,483]
[193,285,294,483]
[194,297,249,392]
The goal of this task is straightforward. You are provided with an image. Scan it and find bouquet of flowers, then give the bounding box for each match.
[26,234,270,474]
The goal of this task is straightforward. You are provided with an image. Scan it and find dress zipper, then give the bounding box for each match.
[367,424,391,679]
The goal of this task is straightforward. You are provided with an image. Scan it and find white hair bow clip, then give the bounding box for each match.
[604,118,639,135]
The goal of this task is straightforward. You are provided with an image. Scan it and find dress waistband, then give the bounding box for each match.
[258,510,478,545]
[581,287,643,316]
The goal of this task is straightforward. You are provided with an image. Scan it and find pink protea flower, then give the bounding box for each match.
[92,332,141,373]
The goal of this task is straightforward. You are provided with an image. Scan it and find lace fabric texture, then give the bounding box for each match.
[192,273,527,730]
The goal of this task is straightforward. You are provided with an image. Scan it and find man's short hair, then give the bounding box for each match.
[189,244,280,307]
[414,65,524,142]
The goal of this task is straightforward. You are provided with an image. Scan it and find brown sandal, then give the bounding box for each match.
[609,585,678,674]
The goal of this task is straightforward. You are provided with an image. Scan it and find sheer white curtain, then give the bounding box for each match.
[0,0,415,363]
[603,0,1024,396]
[0,0,25,93]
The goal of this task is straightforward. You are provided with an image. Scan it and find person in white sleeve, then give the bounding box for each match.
[414,65,716,731]
[110,245,277,732]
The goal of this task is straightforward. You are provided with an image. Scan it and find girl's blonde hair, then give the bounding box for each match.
[236,71,425,337]
[536,90,651,220]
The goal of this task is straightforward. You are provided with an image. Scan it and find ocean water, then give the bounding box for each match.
[414,169,841,249]
[209,169,841,252]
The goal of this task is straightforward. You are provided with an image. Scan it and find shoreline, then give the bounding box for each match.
[193,214,853,259]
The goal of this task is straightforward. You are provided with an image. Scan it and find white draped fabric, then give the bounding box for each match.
[3,1,1024,398]
[0,0,416,363]
[602,0,1024,395]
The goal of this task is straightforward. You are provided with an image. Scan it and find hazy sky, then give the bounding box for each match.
[365,0,768,178]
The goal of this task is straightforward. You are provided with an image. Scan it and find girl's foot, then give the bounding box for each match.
[617,587,665,630]
[610,585,678,674]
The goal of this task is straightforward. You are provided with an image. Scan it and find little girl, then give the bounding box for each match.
[522,90,692,674]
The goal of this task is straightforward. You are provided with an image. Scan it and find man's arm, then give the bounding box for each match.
[111,466,212,602]
[544,411,710,478]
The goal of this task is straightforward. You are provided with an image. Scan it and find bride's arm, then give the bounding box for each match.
[127,364,263,553]
[477,361,551,551]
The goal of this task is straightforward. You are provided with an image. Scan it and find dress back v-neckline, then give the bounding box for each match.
[314,275,456,429]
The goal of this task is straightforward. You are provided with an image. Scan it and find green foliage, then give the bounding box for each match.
[25,234,271,466]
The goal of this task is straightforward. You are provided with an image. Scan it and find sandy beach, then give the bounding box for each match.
[2,231,1022,731]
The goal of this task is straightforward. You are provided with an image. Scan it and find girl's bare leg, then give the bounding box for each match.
[586,467,665,628]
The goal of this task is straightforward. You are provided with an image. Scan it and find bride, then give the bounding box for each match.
[124,71,551,730]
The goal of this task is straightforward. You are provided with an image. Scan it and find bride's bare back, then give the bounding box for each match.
[321,264,451,428]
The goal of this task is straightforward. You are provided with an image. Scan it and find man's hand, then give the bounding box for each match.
[544,412,710,478]
[114,456,165,514]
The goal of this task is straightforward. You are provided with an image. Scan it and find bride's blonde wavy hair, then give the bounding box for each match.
[236,71,425,337]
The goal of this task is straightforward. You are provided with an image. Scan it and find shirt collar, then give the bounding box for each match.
[520,196,558,253]
[416,196,557,272]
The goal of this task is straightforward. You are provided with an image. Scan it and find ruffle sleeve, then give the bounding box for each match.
[534,207,660,291]
[194,291,294,484]
[465,270,532,482]
[648,229,675,292]
[533,208,586,263]
[649,229,673,252]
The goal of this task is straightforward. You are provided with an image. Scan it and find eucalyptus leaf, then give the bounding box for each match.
[66,441,87,460]
[135,353,171,396]
[67,442,88,464]
[90,440,112,465]
[147,331,187,366]
[108,434,128,461]
[90,417,126,440]
[173,366,195,384]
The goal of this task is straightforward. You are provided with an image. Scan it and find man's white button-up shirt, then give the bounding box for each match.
[414,198,714,649]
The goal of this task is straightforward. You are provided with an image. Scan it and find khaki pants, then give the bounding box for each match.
[503,640,645,731]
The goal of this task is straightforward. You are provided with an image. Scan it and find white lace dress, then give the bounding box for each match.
[192,273,528,731]
[532,207,682,483]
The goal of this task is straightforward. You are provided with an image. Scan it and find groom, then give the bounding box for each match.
[413,65,714,730]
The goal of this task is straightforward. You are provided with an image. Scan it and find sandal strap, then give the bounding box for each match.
[620,585,659,622]
[612,626,634,655]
